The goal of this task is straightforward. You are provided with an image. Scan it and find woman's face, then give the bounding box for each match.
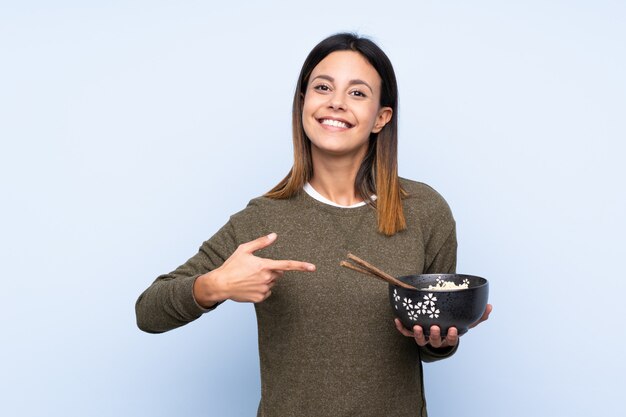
[302,51,392,160]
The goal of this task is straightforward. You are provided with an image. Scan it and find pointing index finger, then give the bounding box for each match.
[266,259,316,272]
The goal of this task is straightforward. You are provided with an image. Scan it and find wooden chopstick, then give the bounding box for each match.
[339,260,386,282]
[340,253,417,290]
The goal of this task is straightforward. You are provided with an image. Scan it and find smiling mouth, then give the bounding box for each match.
[318,118,353,129]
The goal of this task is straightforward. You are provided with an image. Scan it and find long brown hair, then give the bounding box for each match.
[265,33,406,236]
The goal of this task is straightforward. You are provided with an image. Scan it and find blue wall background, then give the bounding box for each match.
[1,1,624,416]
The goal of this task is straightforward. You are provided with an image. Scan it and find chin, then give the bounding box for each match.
[312,144,367,159]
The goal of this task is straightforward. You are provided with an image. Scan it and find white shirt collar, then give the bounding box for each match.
[303,182,375,208]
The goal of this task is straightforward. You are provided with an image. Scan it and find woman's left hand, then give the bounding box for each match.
[394,303,493,348]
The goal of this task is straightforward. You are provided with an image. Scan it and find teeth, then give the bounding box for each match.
[321,119,350,128]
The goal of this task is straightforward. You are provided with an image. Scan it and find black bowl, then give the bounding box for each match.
[389,274,489,337]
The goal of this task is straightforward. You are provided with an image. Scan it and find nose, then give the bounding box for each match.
[328,93,346,111]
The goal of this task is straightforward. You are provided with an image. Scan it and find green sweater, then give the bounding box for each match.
[136,178,458,417]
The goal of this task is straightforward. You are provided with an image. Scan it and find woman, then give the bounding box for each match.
[136,33,491,417]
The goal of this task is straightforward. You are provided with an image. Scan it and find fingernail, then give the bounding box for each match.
[306,264,316,271]
[267,232,277,240]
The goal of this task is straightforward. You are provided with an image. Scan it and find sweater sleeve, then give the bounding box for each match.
[419,338,459,362]
[135,220,239,334]
[419,189,459,361]
[419,225,460,361]
[424,225,457,275]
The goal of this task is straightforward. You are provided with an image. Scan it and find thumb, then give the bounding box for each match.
[240,232,278,253]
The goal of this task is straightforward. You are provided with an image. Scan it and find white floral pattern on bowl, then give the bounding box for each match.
[394,291,440,321]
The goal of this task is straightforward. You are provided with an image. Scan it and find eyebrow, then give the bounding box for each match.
[311,74,374,93]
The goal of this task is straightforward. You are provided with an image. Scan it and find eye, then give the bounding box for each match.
[313,83,331,92]
[349,89,367,98]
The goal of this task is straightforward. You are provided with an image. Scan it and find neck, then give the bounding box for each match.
[309,148,366,206]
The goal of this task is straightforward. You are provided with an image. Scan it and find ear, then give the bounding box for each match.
[371,107,393,133]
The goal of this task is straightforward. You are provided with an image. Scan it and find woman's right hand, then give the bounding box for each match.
[193,233,316,307]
